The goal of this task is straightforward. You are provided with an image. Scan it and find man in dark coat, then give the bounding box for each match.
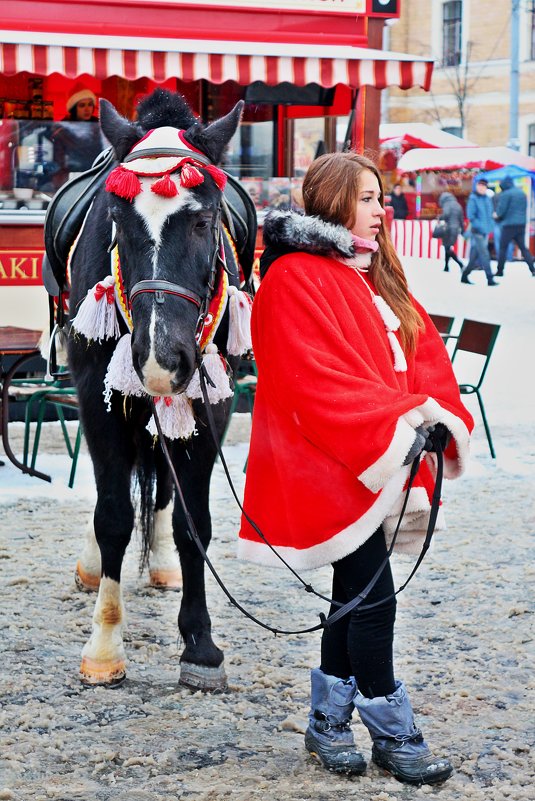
[461,178,498,286]
[390,184,409,219]
[493,176,535,277]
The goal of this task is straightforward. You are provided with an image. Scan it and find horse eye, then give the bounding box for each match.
[195,220,209,230]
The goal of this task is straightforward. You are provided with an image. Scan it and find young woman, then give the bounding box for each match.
[238,152,473,785]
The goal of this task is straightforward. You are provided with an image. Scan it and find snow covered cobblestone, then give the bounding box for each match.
[1,258,534,798]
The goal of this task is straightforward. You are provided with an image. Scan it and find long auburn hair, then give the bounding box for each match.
[302,151,423,353]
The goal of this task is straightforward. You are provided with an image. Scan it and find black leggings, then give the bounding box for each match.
[320,527,397,699]
[444,246,463,270]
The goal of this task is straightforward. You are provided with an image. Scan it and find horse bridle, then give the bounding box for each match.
[127,207,225,344]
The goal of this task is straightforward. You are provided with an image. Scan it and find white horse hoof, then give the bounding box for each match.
[74,562,101,592]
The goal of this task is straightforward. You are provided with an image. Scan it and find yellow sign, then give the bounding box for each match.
[156,1,367,12]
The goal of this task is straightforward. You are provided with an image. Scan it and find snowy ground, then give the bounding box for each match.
[1,257,534,800]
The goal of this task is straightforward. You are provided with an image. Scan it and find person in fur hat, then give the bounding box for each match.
[51,86,105,188]
[239,152,474,785]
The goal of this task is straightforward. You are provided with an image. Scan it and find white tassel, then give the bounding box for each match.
[387,331,408,373]
[186,344,233,403]
[146,395,197,440]
[103,333,145,410]
[372,294,401,332]
[71,276,120,342]
[227,285,252,356]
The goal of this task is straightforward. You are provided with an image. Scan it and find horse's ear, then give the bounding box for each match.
[99,99,142,162]
[188,100,244,165]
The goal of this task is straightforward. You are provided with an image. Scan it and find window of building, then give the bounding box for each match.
[442,125,463,137]
[529,123,535,158]
[442,1,463,67]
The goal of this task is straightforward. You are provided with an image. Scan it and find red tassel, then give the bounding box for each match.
[151,173,179,197]
[180,163,205,188]
[205,164,227,191]
[105,166,142,201]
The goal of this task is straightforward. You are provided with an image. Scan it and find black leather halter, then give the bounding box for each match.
[127,208,225,342]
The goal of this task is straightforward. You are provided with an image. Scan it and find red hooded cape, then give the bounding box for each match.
[238,251,473,570]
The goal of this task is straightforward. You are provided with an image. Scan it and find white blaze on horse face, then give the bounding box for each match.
[141,311,175,394]
[132,176,203,393]
[134,176,201,247]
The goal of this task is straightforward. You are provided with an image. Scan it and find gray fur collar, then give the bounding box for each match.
[262,209,355,259]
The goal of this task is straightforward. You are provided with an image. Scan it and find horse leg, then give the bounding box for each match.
[171,443,226,691]
[79,431,136,686]
[148,451,181,590]
[74,516,102,592]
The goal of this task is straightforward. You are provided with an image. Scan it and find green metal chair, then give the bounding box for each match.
[451,319,501,459]
[9,372,82,487]
[429,313,455,337]
[26,387,82,488]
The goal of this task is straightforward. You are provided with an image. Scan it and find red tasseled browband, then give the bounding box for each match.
[105,156,227,202]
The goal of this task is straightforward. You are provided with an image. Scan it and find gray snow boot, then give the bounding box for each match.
[304,668,366,776]
[355,680,453,785]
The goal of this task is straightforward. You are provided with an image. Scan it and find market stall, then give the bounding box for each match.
[390,146,535,259]
[0,0,435,328]
[380,123,476,222]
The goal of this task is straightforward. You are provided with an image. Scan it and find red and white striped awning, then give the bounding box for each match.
[0,33,434,91]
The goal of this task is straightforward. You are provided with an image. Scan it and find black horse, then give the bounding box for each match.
[65,89,253,690]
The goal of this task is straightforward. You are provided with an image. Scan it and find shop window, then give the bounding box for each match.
[442,1,463,67]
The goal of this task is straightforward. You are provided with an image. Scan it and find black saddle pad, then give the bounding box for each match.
[44,152,257,292]
[44,147,115,291]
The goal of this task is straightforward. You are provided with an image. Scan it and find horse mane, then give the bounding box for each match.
[136,88,200,134]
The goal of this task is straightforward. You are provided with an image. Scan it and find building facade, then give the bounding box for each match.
[385,0,535,155]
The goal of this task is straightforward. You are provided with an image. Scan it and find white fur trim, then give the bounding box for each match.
[372,295,401,332]
[238,463,445,570]
[343,252,373,270]
[408,397,471,479]
[359,399,471,496]
[387,331,408,372]
[359,416,418,493]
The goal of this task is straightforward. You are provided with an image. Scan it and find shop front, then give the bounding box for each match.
[0,0,434,328]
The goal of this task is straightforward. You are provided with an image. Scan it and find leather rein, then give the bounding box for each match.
[151,367,445,636]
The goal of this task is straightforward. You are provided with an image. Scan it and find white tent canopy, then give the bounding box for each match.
[380,123,476,149]
[396,146,535,174]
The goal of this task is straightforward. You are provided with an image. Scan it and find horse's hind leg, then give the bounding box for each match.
[75,516,102,592]
[148,452,181,590]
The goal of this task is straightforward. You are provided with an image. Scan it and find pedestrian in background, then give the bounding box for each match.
[493,176,535,277]
[461,177,498,286]
[390,183,409,219]
[438,191,465,273]
[239,151,473,786]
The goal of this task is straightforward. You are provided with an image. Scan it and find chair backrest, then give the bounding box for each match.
[451,318,500,388]
[429,314,455,335]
